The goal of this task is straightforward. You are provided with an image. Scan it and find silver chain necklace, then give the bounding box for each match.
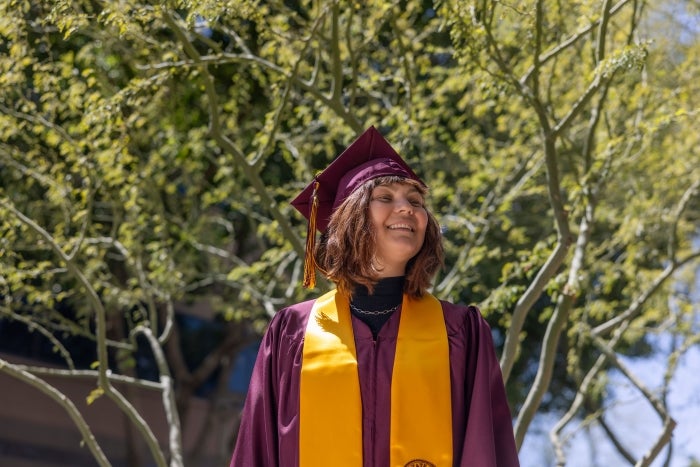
[349,303,400,316]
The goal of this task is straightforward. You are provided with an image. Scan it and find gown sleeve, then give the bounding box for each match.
[229,313,280,467]
[229,303,310,467]
[457,305,521,467]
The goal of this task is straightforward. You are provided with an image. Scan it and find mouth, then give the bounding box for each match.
[387,223,415,232]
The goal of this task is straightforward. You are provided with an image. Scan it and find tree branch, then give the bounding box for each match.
[514,192,594,445]
[591,333,676,467]
[0,307,75,370]
[0,198,168,467]
[133,325,183,466]
[0,358,110,466]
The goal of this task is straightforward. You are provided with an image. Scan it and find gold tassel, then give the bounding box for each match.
[302,180,320,289]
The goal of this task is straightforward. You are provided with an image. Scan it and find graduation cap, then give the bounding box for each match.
[291,126,426,288]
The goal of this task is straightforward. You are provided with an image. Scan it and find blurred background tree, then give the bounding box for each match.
[0,0,698,466]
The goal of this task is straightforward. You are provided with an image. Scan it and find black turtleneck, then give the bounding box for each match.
[350,276,404,339]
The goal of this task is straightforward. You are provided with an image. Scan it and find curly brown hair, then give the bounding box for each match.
[314,175,443,298]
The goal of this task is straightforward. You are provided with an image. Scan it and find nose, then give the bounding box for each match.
[394,197,414,214]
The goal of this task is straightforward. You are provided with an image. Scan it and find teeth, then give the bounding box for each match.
[388,224,413,231]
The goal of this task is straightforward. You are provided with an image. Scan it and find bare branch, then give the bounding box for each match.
[0,358,110,466]
[514,193,593,444]
[13,364,162,390]
[591,333,676,467]
[0,307,75,370]
[133,325,184,466]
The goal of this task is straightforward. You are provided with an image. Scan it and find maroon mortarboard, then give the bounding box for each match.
[291,125,425,288]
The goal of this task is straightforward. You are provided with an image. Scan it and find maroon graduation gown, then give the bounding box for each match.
[230,298,520,467]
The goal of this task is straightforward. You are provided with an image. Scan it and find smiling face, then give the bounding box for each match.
[316,175,444,296]
[368,182,429,277]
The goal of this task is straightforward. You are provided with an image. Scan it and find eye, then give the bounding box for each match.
[372,194,392,202]
[409,198,424,207]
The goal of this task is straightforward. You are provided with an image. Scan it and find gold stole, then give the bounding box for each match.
[299,289,452,467]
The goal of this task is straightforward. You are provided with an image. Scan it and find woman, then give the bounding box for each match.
[230,126,520,467]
